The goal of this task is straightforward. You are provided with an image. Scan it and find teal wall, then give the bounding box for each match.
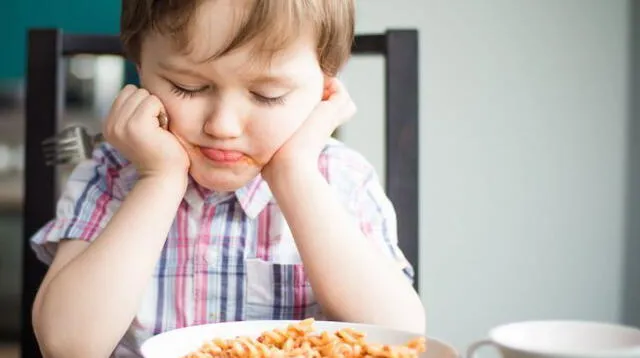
[1,0,121,80]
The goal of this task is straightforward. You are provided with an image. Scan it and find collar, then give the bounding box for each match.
[234,174,273,219]
[182,175,273,219]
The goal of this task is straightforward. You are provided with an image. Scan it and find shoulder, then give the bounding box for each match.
[30,143,136,264]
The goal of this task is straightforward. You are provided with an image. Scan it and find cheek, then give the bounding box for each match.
[163,99,207,138]
[247,100,316,157]
[247,112,293,156]
[136,69,206,139]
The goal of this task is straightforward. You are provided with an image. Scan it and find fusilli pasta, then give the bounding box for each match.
[184,318,426,357]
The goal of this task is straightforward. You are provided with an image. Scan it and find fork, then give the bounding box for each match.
[41,126,105,166]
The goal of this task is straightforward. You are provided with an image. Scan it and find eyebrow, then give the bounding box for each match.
[158,61,299,88]
[247,74,298,88]
[157,61,205,78]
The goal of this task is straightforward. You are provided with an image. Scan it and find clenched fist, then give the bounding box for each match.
[103,85,190,180]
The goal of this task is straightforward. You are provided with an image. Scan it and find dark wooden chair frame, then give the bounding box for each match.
[21,28,419,357]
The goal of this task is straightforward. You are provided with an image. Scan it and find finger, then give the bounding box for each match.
[112,89,152,134]
[285,78,354,149]
[299,106,343,144]
[322,79,355,124]
[104,84,138,137]
[322,77,339,101]
[324,78,350,104]
[316,79,355,127]
[129,94,167,131]
[111,84,138,113]
[328,79,356,124]
[120,88,151,119]
[322,81,335,101]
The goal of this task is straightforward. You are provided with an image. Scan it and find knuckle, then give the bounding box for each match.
[124,120,140,136]
[113,90,131,108]
[125,114,140,127]
[137,96,162,117]
[120,85,137,98]
[122,84,137,93]
[144,95,162,108]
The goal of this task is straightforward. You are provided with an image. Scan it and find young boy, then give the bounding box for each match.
[29,0,425,356]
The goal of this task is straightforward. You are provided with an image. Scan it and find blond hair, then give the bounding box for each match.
[120,0,355,76]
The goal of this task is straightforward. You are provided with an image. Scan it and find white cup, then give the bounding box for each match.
[466,321,640,358]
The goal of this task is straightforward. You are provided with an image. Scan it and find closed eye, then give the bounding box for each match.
[251,92,287,106]
[170,84,209,99]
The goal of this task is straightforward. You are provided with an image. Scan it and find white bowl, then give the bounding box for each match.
[140,320,458,358]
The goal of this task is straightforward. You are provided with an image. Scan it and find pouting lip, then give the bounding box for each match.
[199,146,246,162]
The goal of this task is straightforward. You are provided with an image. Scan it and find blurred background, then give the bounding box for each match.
[1,0,639,356]
[0,1,122,354]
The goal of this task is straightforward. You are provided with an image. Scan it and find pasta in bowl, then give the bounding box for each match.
[140,319,459,358]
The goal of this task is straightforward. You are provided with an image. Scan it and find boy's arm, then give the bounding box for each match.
[263,78,424,333]
[33,86,190,358]
[267,166,425,334]
[33,175,186,358]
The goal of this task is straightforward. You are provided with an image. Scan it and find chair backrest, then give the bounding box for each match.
[21,28,419,358]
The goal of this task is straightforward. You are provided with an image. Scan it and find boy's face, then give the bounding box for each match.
[137,0,325,192]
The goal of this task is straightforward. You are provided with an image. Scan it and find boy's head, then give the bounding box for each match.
[118,0,355,192]
[121,0,354,77]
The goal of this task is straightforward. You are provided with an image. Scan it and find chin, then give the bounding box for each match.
[189,167,254,193]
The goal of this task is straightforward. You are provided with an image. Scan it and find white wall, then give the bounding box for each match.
[339,0,631,351]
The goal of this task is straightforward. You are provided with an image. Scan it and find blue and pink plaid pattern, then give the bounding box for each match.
[30,139,413,356]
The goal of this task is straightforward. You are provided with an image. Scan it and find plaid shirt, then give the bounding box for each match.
[30,139,413,357]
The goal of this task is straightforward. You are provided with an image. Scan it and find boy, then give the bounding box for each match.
[30,0,425,357]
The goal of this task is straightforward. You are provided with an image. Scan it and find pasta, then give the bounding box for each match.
[183,318,426,357]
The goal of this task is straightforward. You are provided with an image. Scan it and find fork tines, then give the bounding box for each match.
[42,136,83,166]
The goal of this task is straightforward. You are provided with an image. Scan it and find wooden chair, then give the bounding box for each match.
[21,28,419,357]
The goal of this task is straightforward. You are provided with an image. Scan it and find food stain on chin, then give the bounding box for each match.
[239,155,258,166]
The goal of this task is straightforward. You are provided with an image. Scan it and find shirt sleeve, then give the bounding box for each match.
[30,144,128,265]
[321,140,415,284]
[352,168,415,283]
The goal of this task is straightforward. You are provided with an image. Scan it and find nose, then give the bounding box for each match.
[203,101,243,139]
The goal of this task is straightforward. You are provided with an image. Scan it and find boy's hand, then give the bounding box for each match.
[262,78,356,181]
[103,85,190,180]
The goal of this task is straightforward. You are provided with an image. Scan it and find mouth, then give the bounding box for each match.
[199,147,254,165]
